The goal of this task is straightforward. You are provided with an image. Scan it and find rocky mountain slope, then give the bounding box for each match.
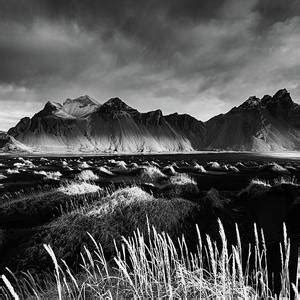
[205,89,300,151]
[6,89,300,153]
[8,96,200,153]
[0,132,32,153]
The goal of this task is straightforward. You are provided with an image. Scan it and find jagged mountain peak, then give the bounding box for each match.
[6,88,300,153]
[102,97,134,110]
[166,112,202,123]
[239,96,261,109]
[272,88,293,107]
[258,89,294,113]
[235,89,295,112]
[36,101,64,118]
[44,101,62,111]
[63,95,98,106]
[96,98,139,119]
[147,109,163,116]
[205,88,300,151]
[273,88,290,99]
[139,109,164,126]
[62,95,99,118]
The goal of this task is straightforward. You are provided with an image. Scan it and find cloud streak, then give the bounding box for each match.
[0,0,299,129]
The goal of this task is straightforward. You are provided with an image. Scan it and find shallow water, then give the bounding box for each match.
[2,151,299,163]
[2,151,300,160]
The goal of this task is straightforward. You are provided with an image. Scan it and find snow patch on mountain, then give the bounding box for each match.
[62,95,99,118]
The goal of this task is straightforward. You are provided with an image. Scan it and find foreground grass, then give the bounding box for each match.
[1,221,298,299]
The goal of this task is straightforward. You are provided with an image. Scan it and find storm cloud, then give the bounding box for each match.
[0,0,299,129]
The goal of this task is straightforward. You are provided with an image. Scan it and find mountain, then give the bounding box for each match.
[8,97,199,153]
[7,98,96,152]
[205,89,300,151]
[6,89,300,153]
[0,132,32,153]
[165,113,206,150]
[62,95,99,118]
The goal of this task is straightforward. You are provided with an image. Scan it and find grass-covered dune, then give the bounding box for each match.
[10,186,200,274]
[0,182,102,228]
[0,168,299,298]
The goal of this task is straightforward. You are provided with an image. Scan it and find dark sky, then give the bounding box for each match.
[0,0,299,129]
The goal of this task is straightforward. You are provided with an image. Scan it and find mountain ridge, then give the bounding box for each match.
[6,89,300,153]
[205,89,300,151]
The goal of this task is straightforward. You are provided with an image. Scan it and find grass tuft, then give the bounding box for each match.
[1,221,296,299]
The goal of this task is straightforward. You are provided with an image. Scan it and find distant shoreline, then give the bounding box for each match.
[1,150,300,159]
